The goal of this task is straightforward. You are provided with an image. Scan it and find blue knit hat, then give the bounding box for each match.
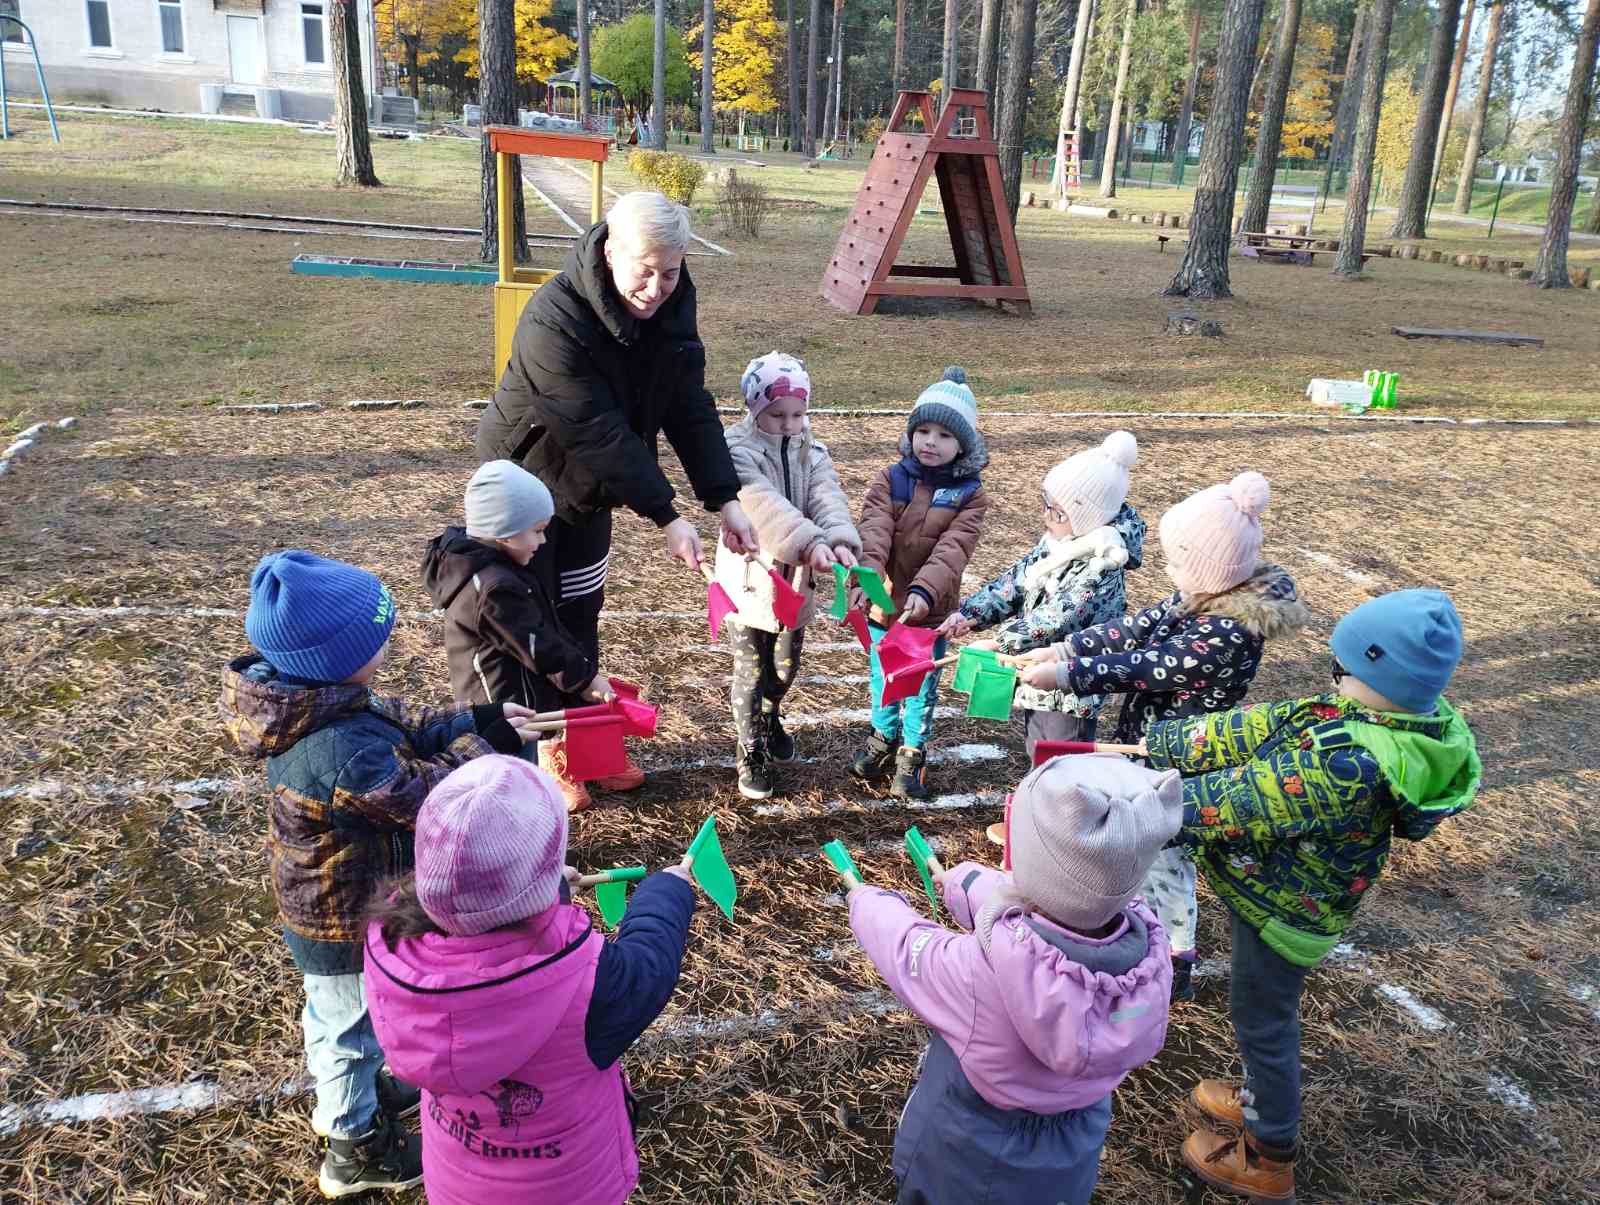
[908,366,982,459]
[245,550,397,684]
[1330,588,1462,714]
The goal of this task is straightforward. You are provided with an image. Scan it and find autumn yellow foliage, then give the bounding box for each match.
[1372,78,1422,195]
[443,0,574,84]
[687,0,781,115]
[1279,22,1336,159]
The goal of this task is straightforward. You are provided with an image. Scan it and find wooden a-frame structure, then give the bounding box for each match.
[821,89,1030,316]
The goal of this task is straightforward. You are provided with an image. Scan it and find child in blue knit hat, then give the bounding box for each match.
[219,550,541,1198]
[1132,588,1481,1200]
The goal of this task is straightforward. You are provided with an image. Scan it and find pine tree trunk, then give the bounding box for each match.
[1531,0,1600,287]
[653,0,668,148]
[788,0,802,140]
[1387,0,1461,239]
[1240,0,1301,235]
[996,0,1040,217]
[578,0,592,123]
[1053,0,1095,197]
[1333,0,1396,277]
[332,0,379,187]
[1165,0,1267,297]
[942,0,961,109]
[701,0,715,152]
[1431,0,1475,196]
[479,0,526,264]
[1329,4,1368,168]
[976,0,1003,105]
[1169,2,1204,182]
[894,0,906,91]
[806,0,821,154]
[1099,0,1137,198]
[406,38,420,100]
[1452,0,1502,214]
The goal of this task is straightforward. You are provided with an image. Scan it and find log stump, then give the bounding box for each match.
[1165,312,1223,337]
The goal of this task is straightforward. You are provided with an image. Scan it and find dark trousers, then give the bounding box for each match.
[728,624,805,748]
[1022,709,1096,763]
[1229,908,1312,1151]
[528,509,612,711]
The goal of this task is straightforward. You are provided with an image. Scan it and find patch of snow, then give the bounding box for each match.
[1377,983,1453,1031]
[1484,1073,1536,1115]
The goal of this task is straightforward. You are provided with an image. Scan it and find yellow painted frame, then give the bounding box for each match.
[486,125,610,384]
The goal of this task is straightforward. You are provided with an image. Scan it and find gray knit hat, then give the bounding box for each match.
[907,366,982,460]
[1007,753,1183,932]
[465,460,555,540]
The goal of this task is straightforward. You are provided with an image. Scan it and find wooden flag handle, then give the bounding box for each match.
[698,562,716,584]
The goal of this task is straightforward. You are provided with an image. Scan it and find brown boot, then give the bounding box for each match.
[1182,1127,1295,1201]
[538,739,593,813]
[1191,1078,1246,1128]
[984,821,1006,848]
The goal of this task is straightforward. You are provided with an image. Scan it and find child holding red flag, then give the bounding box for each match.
[424,461,618,813]
[850,367,990,800]
[715,351,862,800]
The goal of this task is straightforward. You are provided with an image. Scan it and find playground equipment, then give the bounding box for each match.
[487,125,609,378]
[821,89,1029,316]
[543,68,621,135]
[0,16,60,143]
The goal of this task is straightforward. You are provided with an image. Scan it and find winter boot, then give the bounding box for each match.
[985,821,1006,848]
[737,737,774,801]
[891,745,930,802]
[849,731,899,784]
[1171,956,1196,1003]
[538,739,593,813]
[591,749,646,792]
[375,1068,421,1122]
[318,1112,423,1198]
[765,712,796,763]
[1191,1079,1247,1128]
[1181,1127,1296,1201]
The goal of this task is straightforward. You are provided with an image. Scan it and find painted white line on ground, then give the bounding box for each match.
[553,159,732,255]
[1297,548,1381,587]
[1376,983,1454,1031]
[520,163,586,234]
[752,790,1001,819]
[678,673,872,689]
[689,641,863,654]
[784,706,964,729]
[0,1078,309,1138]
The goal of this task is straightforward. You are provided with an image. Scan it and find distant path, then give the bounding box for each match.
[519,156,732,255]
[1370,205,1600,243]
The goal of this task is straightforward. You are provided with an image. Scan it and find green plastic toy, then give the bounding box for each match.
[829,562,852,620]
[903,826,940,912]
[851,565,897,613]
[952,646,1000,693]
[687,816,738,920]
[967,664,1018,720]
[821,839,864,885]
[588,866,647,929]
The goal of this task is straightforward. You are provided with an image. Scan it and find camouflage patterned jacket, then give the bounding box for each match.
[1145,694,1481,967]
[220,655,520,953]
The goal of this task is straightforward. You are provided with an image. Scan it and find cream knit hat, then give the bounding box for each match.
[1042,431,1138,535]
[1158,471,1271,596]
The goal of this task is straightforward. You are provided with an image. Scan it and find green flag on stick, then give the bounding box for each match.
[830,563,851,620]
[594,880,630,928]
[952,646,1000,693]
[687,816,738,920]
[967,665,1018,720]
[821,839,863,885]
[903,826,940,912]
[852,565,897,613]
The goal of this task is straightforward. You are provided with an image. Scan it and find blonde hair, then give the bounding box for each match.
[607,191,692,254]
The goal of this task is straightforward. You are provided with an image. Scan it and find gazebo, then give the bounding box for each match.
[544,69,621,134]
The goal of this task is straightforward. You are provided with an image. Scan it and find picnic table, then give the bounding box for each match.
[1240,242,1371,267]
[1238,231,1322,248]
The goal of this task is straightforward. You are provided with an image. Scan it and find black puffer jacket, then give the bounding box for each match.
[474,222,740,527]
[421,528,595,709]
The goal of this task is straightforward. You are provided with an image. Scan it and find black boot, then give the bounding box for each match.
[766,712,796,763]
[891,746,930,801]
[375,1067,420,1121]
[737,731,774,800]
[1171,957,1195,1003]
[849,731,899,783]
[318,1111,423,1198]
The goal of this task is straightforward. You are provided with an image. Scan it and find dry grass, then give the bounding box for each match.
[2,407,1599,1203]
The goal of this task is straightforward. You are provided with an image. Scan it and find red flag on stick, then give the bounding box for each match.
[1031,739,1144,766]
[844,607,872,653]
[564,716,628,781]
[881,658,937,705]
[698,565,739,639]
[612,697,658,738]
[608,677,641,700]
[769,565,806,629]
[874,624,941,708]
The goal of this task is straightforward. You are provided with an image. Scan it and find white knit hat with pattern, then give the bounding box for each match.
[1042,431,1138,535]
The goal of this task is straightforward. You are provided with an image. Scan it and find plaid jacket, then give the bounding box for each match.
[220,654,510,945]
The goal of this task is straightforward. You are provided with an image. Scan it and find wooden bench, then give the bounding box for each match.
[1239,230,1322,248]
[1242,244,1372,266]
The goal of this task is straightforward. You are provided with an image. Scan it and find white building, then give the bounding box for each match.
[0,0,394,123]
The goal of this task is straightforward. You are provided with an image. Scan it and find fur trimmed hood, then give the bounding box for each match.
[1179,562,1309,639]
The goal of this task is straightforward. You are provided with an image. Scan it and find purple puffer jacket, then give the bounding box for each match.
[849,863,1172,1113]
[364,905,636,1205]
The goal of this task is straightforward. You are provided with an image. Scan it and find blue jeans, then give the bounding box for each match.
[1228,909,1312,1151]
[868,624,947,750]
[303,971,383,1139]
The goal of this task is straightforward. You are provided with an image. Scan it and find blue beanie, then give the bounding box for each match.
[907,366,985,464]
[1330,589,1462,714]
[245,551,397,684]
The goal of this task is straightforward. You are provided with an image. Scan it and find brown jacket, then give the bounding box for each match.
[858,458,989,627]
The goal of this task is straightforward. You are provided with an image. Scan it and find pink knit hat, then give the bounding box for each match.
[415,755,569,936]
[1042,431,1138,535]
[1158,471,1271,595]
[739,350,810,419]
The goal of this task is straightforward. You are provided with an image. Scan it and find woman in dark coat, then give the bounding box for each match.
[476,191,758,803]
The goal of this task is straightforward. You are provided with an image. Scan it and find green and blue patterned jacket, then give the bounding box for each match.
[1144,693,1481,967]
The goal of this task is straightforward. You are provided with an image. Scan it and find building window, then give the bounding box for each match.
[1,1,21,46]
[85,0,112,49]
[301,2,326,66]
[158,0,183,54]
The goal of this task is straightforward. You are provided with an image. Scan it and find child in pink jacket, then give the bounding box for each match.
[842,753,1182,1204]
[362,756,698,1205]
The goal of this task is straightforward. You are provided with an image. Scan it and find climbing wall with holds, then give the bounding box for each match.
[820,89,1031,317]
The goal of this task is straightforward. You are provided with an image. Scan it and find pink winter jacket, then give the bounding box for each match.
[364,905,636,1205]
[849,862,1173,1113]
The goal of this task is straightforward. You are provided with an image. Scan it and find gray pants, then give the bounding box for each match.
[1229,909,1312,1151]
[1022,709,1095,763]
[728,624,804,748]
